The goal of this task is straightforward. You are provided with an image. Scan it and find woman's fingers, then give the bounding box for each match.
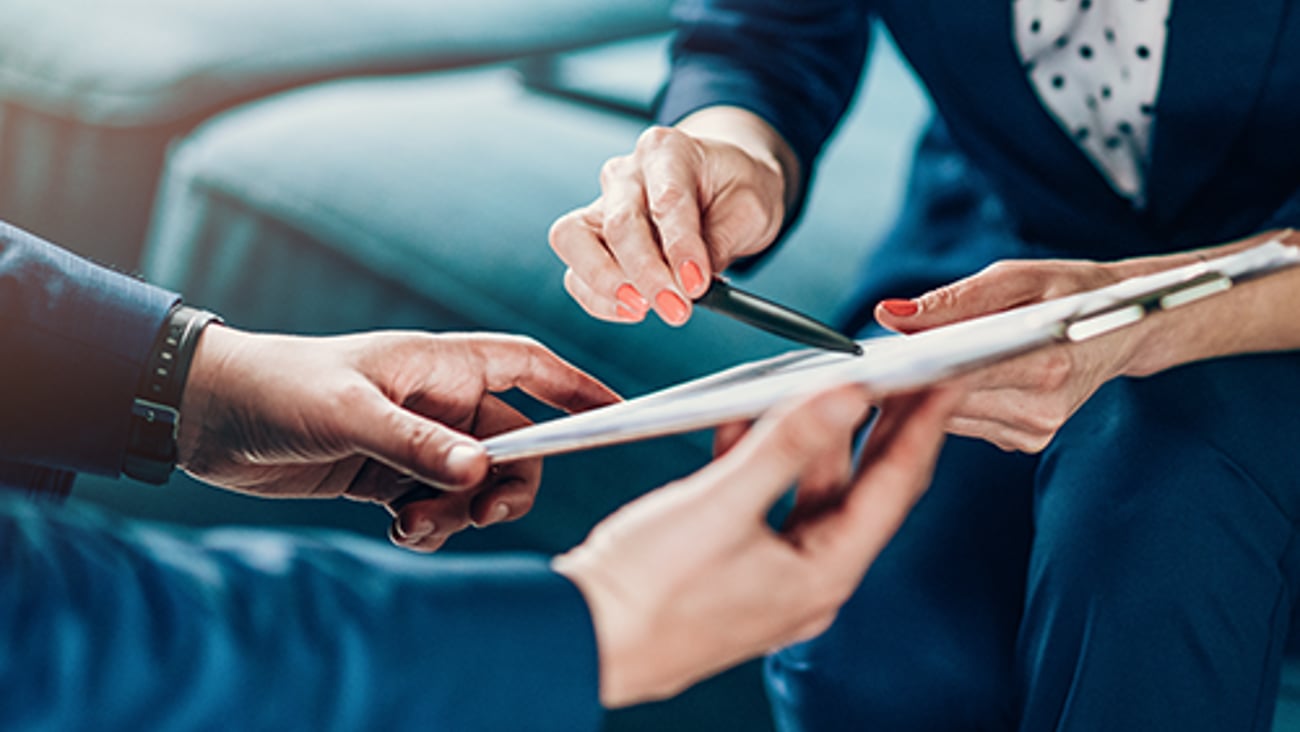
[550,206,649,321]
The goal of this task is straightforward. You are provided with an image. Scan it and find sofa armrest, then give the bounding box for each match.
[0,0,673,127]
[516,34,672,121]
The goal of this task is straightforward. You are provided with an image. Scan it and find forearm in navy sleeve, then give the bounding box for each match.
[0,496,603,732]
[0,221,178,477]
[657,0,873,197]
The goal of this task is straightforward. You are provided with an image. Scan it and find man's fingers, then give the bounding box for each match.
[471,335,621,414]
[466,399,542,526]
[712,419,753,458]
[694,384,874,517]
[811,387,964,563]
[784,430,858,529]
[389,493,471,553]
[344,385,490,491]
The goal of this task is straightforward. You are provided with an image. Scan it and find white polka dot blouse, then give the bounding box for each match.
[1013,0,1172,206]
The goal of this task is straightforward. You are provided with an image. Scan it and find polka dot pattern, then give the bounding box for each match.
[1013,0,1171,204]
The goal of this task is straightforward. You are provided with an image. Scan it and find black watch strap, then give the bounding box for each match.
[123,304,222,484]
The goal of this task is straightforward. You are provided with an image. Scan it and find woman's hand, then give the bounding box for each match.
[874,227,1300,452]
[178,327,618,551]
[874,259,1139,453]
[549,108,797,326]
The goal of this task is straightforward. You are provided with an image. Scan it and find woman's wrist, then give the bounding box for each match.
[1108,230,1300,377]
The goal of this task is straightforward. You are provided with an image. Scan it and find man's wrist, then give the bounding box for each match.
[122,304,222,484]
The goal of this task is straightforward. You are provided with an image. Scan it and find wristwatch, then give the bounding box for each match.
[122,304,222,484]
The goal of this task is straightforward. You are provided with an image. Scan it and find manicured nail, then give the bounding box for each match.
[616,284,649,314]
[679,260,705,295]
[655,290,690,325]
[880,299,919,317]
[490,503,510,524]
[445,442,485,478]
[616,303,642,321]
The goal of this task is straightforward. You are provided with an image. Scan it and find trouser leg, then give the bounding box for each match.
[766,436,1036,732]
[1017,360,1300,732]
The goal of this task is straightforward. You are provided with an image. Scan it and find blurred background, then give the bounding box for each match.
[13,1,1290,730]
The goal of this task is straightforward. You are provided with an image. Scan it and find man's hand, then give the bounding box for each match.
[554,383,962,708]
[549,108,796,327]
[178,327,618,551]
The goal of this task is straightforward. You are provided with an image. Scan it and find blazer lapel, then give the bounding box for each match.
[1145,1,1288,228]
[912,0,1137,223]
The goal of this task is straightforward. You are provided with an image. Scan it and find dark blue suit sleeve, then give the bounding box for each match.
[1261,191,1300,231]
[657,0,872,215]
[0,221,177,479]
[0,495,603,731]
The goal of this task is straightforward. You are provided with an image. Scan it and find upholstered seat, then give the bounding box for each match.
[0,0,671,266]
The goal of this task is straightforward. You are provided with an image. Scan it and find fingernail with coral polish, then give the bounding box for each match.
[679,260,705,295]
[616,304,642,321]
[880,299,919,317]
[655,290,690,325]
[616,284,649,314]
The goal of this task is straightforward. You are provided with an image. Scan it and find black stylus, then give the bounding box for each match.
[695,278,863,356]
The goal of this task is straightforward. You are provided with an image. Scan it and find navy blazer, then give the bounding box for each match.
[658,1,1300,260]
[0,223,602,730]
[0,221,176,494]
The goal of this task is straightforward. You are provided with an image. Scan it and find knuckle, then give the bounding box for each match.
[987,432,1020,453]
[598,155,634,186]
[334,381,375,414]
[729,187,773,229]
[1035,351,1073,390]
[1020,408,1062,440]
[984,259,1029,277]
[636,125,678,152]
[921,284,960,312]
[547,212,579,248]
[647,181,692,220]
[1017,432,1053,454]
[601,205,640,239]
[402,422,441,468]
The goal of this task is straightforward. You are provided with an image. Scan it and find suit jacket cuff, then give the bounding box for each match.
[0,221,179,477]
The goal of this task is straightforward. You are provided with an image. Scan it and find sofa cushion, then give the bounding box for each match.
[0,0,671,266]
[0,0,672,126]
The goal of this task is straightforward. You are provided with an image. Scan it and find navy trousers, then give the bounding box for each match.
[766,121,1300,731]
